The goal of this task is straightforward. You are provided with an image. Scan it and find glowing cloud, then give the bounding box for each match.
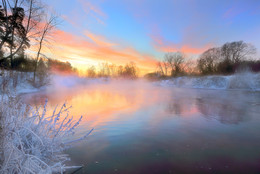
[150,32,211,55]
[223,7,244,19]
[41,30,158,75]
[77,0,106,25]
[84,30,116,47]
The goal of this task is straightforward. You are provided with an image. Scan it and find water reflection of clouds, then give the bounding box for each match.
[25,80,165,129]
[24,81,260,173]
[164,89,258,124]
[165,89,197,117]
[195,91,252,124]
[25,81,260,130]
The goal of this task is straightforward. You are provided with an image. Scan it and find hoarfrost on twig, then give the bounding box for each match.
[0,95,93,173]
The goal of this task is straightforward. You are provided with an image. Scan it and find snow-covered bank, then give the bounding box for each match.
[0,70,112,95]
[50,74,110,89]
[156,72,260,91]
[0,71,95,173]
[0,96,92,173]
[0,70,48,95]
[2,70,260,95]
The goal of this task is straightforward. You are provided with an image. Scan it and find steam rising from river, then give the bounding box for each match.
[158,72,260,91]
[22,72,260,173]
[47,72,260,93]
[23,71,260,130]
[29,72,259,106]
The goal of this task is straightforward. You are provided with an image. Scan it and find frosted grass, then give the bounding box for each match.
[0,94,93,173]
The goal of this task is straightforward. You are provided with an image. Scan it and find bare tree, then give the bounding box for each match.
[109,64,117,77]
[183,58,197,75]
[33,14,57,82]
[164,53,174,75]
[197,47,221,74]
[162,60,169,76]
[221,41,256,63]
[164,52,185,76]
[0,0,43,67]
[118,62,138,79]
[197,41,257,75]
[156,61,166,76]
[98,62,111,77]
[86,66,96,78]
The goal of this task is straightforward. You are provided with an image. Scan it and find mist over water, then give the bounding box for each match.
[158,72,260,91]
[24,74,260,173]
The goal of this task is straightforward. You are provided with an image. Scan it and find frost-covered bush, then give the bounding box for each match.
[0,95,92,173]
[228,72,255,89]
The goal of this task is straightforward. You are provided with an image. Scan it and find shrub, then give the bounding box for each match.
[0,95,93,173]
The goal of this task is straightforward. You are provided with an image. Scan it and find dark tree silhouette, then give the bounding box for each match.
[33,15,57,82]
[166,52,185,76]
[197,41,257,75]
[0,0,42,67]
[156,52,185,77]
[221,41,256,64]
[197,47,221,74]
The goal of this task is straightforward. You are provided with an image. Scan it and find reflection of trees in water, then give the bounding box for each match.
[24,92,74,108]
[165,90,255,124]
[167,101,182,115]
[165,90,195,116]
[195,91,251,124]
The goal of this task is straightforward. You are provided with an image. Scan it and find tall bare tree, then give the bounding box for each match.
[221,41,256,63]
[156,61,165,76]
[156,61,169,76]
[0,0,42,67]
[164,52,185,76]
[198,41,257,74]
[197,47,221,74]
[33,14,57,82]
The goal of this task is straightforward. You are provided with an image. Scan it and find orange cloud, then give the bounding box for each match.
[84,30,116,47]
[154,44,211,54]
[150,32,212,55]
[38,30,158,75]
[26,81,163,129]
[77,0,106,25]
[223,7,243,19]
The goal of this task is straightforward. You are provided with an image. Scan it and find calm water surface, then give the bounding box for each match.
[25,80,260,174]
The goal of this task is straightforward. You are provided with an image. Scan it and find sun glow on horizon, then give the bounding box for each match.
[35,0,260,76]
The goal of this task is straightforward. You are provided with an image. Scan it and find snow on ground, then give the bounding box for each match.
[2,70,260,97]
[0,71,95,173]
[0,97,92,173]
[0,70,111,96]
[156,72,260,91]
[1,70,259,173]
[0,71,45,95]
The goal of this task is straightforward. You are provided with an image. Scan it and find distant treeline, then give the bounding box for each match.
[197,41,259,74]
[0,51,139,79]
[0,0,61,83]
[1,1,259,81]
[146,41,260,80]
[86,62,139,79]
[0,55,77,74]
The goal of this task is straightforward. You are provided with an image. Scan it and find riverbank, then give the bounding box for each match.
[0,70,49,96]
[155,72,260,91]
[0,71,93,173]
[2,70,260,97]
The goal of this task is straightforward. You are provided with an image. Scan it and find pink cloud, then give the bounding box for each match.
[36,29,158,75]
[77,0,107,25]
[150,32,211,55]
[223,6,244,19]
[84,30,116,47]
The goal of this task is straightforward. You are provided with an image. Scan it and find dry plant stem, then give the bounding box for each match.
[0,95,93,173]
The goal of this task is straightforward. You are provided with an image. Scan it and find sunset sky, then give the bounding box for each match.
[43,0,260,75]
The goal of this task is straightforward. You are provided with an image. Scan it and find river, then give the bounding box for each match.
[25,79,260,174]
